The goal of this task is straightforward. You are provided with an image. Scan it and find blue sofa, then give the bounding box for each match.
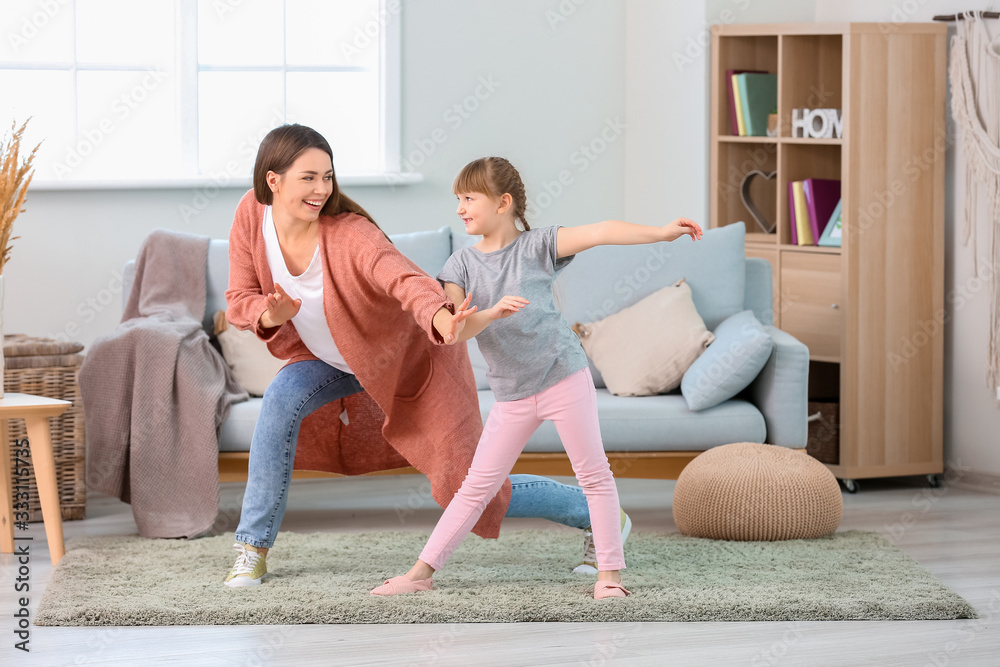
[123,221,809,479]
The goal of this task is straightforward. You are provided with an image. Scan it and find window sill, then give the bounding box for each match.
[29,172,424,192]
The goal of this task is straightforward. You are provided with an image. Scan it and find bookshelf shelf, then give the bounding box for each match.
[779,137,843,145]
[710,22,947,484]
[717,136,778,144]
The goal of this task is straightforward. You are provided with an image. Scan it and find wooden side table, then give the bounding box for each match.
[0,392,72,566]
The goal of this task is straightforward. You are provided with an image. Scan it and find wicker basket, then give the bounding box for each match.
[3,335,87,521]
[806,400,840,465]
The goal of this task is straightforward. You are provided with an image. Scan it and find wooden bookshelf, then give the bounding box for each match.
[710,23,947,489]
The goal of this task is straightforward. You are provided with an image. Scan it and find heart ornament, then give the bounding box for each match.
[739,170,777,234]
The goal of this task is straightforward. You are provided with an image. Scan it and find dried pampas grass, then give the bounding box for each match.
[1,117,41,274]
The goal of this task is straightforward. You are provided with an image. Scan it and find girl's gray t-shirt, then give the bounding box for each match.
[437,225,589,402]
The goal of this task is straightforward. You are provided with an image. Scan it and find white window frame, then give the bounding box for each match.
[8,0,417,191]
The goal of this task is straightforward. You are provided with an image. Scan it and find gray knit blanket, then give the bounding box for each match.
[80,229,247,539]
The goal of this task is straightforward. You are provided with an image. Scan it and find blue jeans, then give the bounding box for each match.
[234,360,592,548]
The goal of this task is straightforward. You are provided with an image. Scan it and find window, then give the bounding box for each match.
[1,0,401,187]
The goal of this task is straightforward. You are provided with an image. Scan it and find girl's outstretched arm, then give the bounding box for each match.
[556,218,703,258]
[438,282,528,342]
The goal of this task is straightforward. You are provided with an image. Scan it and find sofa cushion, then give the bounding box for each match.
[389,225,453,277]
[681,309,773,411]
[219,398,265,452]
[477,390,767,452]
[215,318,287,397]
[573,280,714,396]
[556,222,747,387]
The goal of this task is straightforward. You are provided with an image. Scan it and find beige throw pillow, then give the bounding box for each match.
[572,280,715,396]
[213,311,287,397]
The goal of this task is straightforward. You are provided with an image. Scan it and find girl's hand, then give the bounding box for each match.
[489,295,529,320]
[261,283,301,328]
[663,217,703,242]
[436,293,478,344]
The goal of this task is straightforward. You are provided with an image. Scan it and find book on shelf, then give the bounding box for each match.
[725,69,766,136]
[736,73,777,137]
[802,178,842,243]
[817,199,843,247]
[788,180,798,245]
[792,181,814,245]
[731,74,748,136]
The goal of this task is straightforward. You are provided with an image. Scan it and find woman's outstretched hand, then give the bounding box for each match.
[489,295,529,320]
[663,217,703,242]
[435,293,478,344]
[260,282,301,329]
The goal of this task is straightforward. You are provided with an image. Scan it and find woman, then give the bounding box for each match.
[223,124,623,586]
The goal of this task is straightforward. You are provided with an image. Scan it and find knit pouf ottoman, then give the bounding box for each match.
[673,442,843,540]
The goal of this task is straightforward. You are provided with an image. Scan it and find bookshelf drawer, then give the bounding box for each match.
[779,251,842,361]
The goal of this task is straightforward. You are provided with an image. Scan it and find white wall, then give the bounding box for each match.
[624,0,708,225]
[624,0,815,227]
[2,0,625,349]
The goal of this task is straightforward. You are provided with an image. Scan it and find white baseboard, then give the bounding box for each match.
[945,465,1000,495]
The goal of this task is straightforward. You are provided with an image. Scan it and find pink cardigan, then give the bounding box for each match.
[225,191,509,538]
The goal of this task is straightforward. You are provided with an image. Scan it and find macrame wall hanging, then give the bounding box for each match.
[943,10,1000,403]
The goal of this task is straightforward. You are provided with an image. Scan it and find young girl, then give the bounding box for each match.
[371,157,702,599]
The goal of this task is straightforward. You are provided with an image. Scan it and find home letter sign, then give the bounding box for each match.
[791,109,843,139]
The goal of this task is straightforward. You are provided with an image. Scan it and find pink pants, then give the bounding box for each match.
[419,367,626,572]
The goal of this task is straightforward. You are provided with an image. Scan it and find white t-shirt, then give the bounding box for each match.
[262,206,352,373]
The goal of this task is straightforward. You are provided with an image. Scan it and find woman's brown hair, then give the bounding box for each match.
[453,157,530,231]
[252,124,388,238]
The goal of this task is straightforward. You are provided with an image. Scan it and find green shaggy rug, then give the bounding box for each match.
[34,529,976,625]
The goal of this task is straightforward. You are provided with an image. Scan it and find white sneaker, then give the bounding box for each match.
[573,509,632,574]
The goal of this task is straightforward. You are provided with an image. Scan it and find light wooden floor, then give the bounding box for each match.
[3,474,999,667]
